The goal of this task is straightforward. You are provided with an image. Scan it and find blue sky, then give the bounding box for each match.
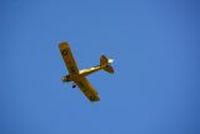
[1,0,199,134]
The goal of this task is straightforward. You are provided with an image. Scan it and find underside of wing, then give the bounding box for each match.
[75,77,100,102]
[59,42,79,75]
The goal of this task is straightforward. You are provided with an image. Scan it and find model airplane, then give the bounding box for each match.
[59,41,114,102]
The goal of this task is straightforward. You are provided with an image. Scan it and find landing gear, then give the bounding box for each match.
[72,84,76,88]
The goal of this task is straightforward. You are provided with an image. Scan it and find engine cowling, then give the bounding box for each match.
[62,75,71,82]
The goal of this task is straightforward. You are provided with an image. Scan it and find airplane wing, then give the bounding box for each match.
[75,77,100,102]
[59,42,79,75]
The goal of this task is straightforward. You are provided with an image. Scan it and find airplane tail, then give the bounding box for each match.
[100,55,114,74]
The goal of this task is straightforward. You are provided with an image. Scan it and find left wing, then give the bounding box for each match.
[75,77,100,102]
[59,42,79,75]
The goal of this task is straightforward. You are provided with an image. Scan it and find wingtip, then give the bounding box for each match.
[89,96,100,102]
[59,41,70,49]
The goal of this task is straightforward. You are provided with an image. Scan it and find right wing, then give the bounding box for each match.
[59,42,79,75]
[75,77,100,102]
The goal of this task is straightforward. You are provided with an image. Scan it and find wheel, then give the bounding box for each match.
[72,85,76,88]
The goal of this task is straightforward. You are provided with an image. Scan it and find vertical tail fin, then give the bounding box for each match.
[100,55,114,74]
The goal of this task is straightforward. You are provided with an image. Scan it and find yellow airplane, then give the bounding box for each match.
[59,41,114,102]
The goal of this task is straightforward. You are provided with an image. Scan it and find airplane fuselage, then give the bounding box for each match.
[62,64,107,82]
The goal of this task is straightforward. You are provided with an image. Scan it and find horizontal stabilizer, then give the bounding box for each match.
[100,55,114,74]
[104,65,114,74]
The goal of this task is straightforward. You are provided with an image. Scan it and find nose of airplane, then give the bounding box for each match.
[62,76,67,82]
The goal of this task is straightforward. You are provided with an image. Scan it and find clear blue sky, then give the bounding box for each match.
[1,0,199,134]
